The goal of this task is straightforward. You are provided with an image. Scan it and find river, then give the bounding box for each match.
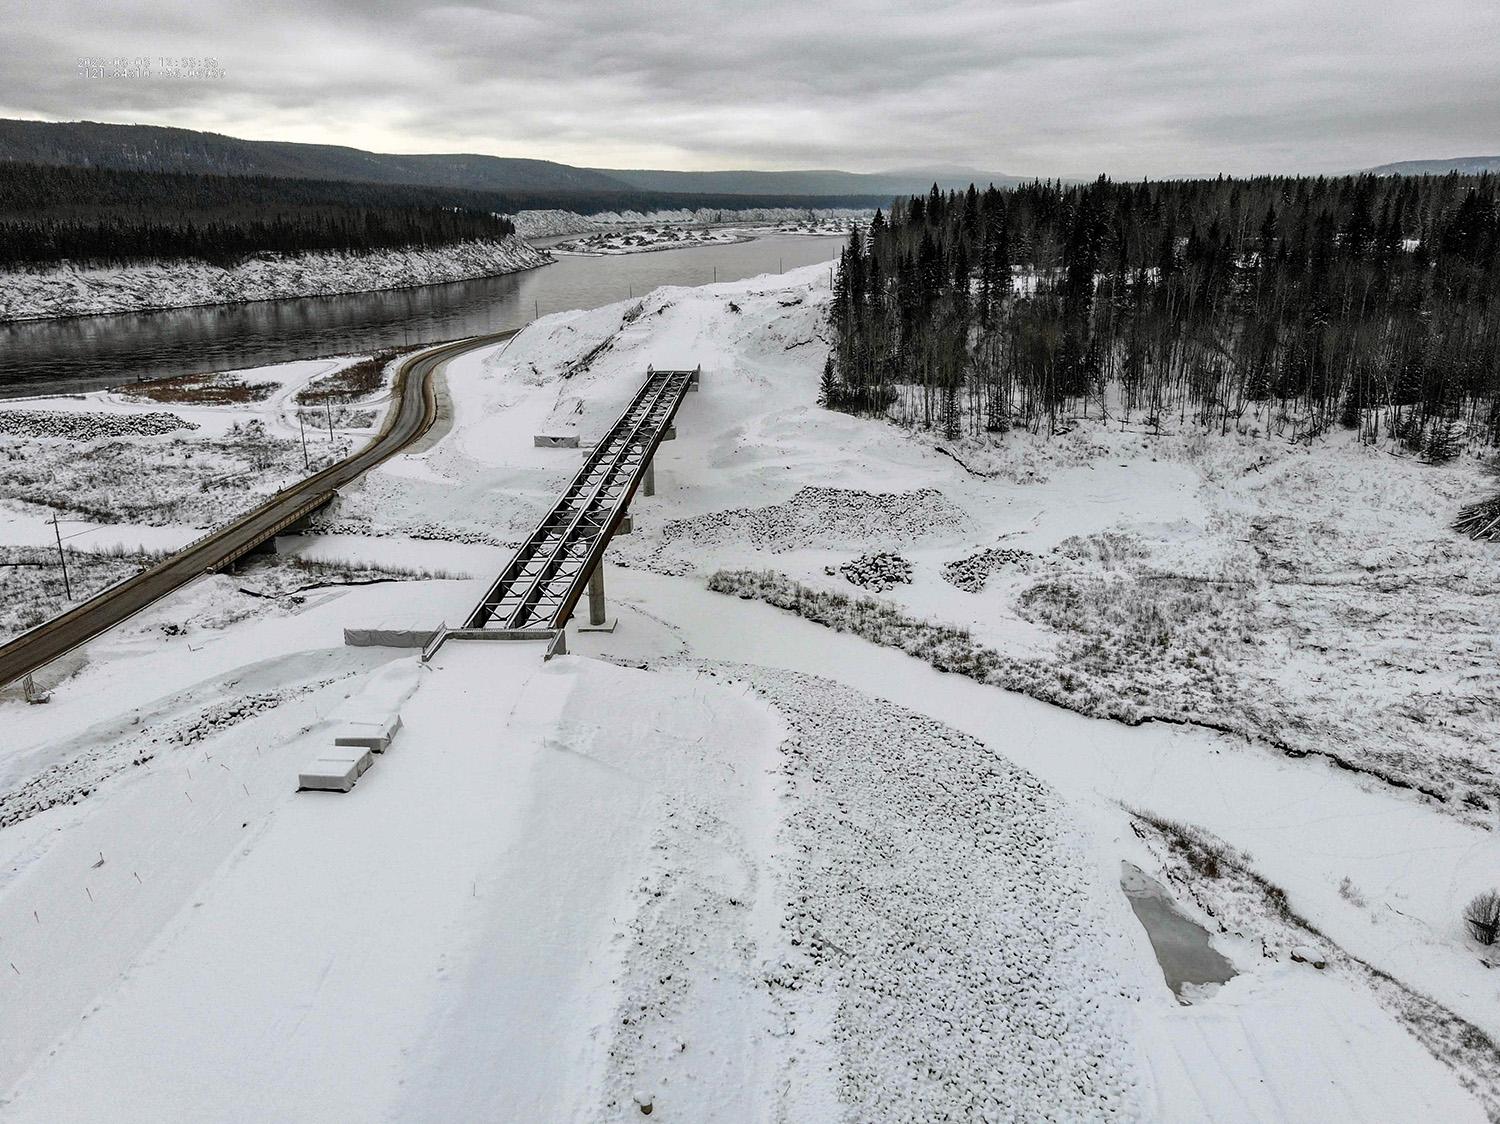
[0,232,842,399]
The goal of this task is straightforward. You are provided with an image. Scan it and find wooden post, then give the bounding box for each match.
[51,514,71,600]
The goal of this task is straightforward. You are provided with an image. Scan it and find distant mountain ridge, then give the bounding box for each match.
[1366,155,1500,176]
[591,166,1022,196]
[0,118,1017,204]
[0,119,629,194]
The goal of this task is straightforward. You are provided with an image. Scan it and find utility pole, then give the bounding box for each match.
[535,299,540,321]
[51,514,71,600]
[297,412,310,470]
[325,402,334,442]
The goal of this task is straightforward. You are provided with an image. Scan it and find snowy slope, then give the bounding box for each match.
[0,237,550,322]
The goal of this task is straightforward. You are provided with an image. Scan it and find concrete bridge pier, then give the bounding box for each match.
[578,562,616,632]
[643,459,655,497]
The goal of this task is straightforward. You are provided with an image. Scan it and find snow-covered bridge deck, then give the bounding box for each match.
[464,365,697,633]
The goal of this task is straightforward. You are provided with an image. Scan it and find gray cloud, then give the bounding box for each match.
[1,0,1495,177]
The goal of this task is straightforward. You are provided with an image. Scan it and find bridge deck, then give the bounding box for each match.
[464,366,696,632]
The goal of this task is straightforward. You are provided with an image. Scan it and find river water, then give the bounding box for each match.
[0,232,842,399]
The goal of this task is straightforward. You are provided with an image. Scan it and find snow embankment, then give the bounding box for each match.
[0,237,551,322]
[508,209,601,239]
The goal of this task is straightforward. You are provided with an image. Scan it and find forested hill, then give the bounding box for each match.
[0,118,631,194]
[593,166,1022,196]
[0,161,887,268]
[0,118,925,206]
[825,174,1500,458]
[0,163,522,267]
[1368,156,1500,176]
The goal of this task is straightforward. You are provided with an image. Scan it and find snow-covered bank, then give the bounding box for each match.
[554,225,754,255]
[509,208,604,239]
[0,237,550,322]
[589,206,871,228]
[510,206,870,241]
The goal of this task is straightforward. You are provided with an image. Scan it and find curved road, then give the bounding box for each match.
[0,330,517,689]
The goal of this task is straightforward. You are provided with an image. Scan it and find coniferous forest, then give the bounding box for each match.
[825,175,1500,457]
[0,160,884,270]
[0,162,518,268]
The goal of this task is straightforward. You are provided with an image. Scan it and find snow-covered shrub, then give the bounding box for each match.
[1127,807,1249,883]
[1464,890,1500,945]
[1338,876,1368,908]
[1054,530,1148,569]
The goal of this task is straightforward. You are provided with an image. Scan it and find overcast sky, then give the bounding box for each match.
[2,0,1495,178]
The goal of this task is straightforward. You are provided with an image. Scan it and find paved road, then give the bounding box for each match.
[0,331,517,689]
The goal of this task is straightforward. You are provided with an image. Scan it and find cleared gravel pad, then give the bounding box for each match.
[696,661,1145,1122]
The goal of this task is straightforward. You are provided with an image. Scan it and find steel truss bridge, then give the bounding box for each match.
[462,366,697,636]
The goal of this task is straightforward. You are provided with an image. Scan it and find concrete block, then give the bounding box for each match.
[299,756,362,792]
[344,625,439,648]
[533,434,579,448]
[577,617,617,633]
[324,745,375,773]
[334,714,402,752]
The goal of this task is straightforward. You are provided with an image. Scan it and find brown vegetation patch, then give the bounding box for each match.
[295,351,402,405]
[124,372,275,405]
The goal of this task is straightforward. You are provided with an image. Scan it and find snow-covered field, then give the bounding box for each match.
[0,355,396,642]
[2,264,1496,1120]
[0,236,549,322]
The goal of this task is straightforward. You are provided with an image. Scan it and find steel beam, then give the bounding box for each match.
[462,365,697,634]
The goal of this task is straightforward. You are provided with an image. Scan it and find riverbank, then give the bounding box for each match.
[510,205,870,241]
[0,237,550,324]
[552,225,755,255]
[0,232,840,397]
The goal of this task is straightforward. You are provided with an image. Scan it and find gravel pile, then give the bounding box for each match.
[941,546,1037,592]
[696,662,1144,1121]
[659,487,965,555]
[306,518,505,547]
[830,550,913,591]
[0,410,198,439]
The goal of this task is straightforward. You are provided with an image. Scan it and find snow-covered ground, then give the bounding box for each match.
[2,264,1495,1120]
[0,236,549,322]
[0,355,396,641]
